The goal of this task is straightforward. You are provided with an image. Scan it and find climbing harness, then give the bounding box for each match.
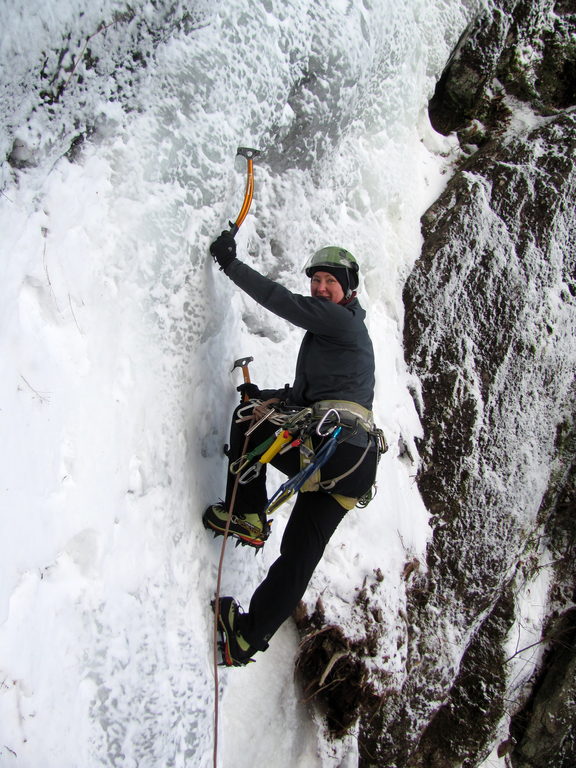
[230,398,387,514]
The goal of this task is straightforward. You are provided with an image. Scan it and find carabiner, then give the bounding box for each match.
[285,406,313,429]
[316,408,340,436]
[235,402,257,423]
[266,487,295,515]
[239,462,263,485]
[230,433,277,475]
[230,454,252,475]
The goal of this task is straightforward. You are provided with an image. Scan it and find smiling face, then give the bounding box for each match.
[310,270,345,304]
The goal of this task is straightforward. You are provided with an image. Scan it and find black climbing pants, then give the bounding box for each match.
[243,490,346,649]
[224,402,378,650]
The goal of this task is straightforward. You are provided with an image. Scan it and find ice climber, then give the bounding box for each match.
[204,232,383,666]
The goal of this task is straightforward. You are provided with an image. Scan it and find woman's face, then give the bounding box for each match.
[310,271,345,304]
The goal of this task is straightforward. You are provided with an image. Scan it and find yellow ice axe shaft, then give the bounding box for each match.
[229,147,260,237]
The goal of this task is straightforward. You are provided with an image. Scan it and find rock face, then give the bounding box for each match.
[399,112,576,768]
[297,1,576,765]
[511,607,576,768]
[398,0,576,765]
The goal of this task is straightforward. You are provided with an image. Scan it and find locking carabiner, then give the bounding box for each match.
[316,408,340,436]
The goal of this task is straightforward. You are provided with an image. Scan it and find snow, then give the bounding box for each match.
[0,1,484,766]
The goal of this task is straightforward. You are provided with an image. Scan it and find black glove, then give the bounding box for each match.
[236,382,261,400]
[210,230,236,270]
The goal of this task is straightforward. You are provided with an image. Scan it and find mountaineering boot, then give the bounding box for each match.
[202,503,270,549]
[213,596,257,667]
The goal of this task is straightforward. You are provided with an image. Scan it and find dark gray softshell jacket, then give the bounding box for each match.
[224,260,375,410]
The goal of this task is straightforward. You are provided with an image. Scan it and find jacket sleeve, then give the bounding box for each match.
[224,259,354,336]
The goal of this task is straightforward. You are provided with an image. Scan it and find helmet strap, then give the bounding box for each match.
[339,291,357,305]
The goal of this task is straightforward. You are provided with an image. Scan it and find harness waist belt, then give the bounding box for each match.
[312,400,374,432]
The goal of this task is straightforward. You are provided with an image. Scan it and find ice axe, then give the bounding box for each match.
[228,147,261,237]
[232,356,253,401]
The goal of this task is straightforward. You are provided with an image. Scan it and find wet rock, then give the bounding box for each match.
[429,0,576,139]
[510,608,576,768]
[388,0,576,764]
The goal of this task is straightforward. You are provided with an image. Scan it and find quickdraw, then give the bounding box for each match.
[237,429,292,484]
[231,403,313,476]
[265,426,343,514]
[230,399,387,513]
[229,433,277,476]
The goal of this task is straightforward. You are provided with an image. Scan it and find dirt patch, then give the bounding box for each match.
[294,601,382,738]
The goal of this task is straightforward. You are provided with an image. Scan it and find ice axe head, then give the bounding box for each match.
[237,147,260,160]
[232,356,253,384]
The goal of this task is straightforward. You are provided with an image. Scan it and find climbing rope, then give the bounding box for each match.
[210,397,385,764]
[212,424,253,768]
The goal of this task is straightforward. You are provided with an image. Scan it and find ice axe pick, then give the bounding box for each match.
[228,147,261,237]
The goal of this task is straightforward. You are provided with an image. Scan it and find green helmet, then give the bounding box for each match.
[303,247,359,291]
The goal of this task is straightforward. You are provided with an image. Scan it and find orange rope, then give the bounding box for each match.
[212,424,253,768]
